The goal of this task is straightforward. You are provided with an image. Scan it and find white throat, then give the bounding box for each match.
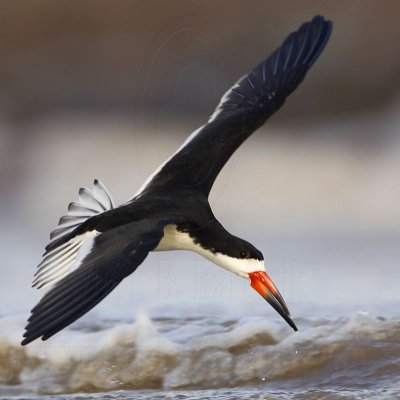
[154,224,265,278]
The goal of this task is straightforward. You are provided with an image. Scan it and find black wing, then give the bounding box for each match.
[21,220,164,345]
[139,15,332,197]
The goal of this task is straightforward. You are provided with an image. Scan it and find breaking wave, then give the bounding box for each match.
[0,310,399,395]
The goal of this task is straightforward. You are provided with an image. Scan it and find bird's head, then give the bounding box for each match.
[209,237,297,332]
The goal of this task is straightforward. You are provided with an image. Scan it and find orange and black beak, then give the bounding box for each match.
[249,271,297,331]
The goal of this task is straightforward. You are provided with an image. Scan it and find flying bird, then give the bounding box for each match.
[22,15,332,345]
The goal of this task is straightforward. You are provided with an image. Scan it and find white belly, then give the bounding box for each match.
[154,224,199,252]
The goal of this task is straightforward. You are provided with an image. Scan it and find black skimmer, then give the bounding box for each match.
[22,16,332,345]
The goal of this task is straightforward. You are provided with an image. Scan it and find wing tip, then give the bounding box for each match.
[20,333,39,346]
[306,15,333,67]
[20,333,46,346]
[210,15,333,121]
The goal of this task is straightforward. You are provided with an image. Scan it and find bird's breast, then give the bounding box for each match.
[154,224,198,252]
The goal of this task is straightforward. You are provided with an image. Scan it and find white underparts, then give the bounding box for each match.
[154,224,198,251]
[154,224,265,278]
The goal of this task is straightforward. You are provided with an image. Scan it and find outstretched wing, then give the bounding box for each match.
[21,220,164,345]
[137,15,332,197]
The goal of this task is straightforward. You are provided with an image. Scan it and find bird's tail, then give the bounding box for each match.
[32,179,115,289]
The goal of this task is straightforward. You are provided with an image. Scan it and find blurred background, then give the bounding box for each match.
[0,0,399,316]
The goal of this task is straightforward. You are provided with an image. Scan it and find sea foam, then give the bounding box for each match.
[0,310,399,394]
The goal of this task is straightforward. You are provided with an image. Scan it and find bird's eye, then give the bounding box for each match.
[240,250,247,258]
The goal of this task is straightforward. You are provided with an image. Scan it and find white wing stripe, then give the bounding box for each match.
[33,230,99,289]
[35,241,81,274]
[33,253,77,288]
[41,240,71,258]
